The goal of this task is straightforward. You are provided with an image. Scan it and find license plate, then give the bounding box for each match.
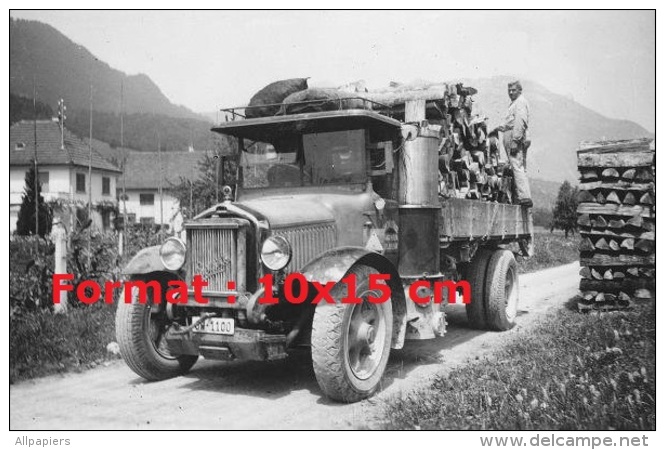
[191,317,234,335]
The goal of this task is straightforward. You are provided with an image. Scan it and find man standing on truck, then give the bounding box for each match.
[495,80,533,207]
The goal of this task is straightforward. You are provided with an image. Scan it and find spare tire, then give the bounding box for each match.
[246,78,309,118]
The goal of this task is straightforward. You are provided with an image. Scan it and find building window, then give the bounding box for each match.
[38,171,49,192]
[15,142,25,151]
[102,177,111,195]
[139,193,154,205]
[140,217,155,227]
[76,173,86,193]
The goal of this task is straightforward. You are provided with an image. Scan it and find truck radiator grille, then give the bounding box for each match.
[273,223,337,271]
[186,227,238,293]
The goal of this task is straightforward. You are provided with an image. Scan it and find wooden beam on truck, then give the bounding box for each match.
[359,84,449,108]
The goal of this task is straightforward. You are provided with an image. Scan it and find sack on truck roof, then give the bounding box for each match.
[246,78,309,119]
[281,88,370,115]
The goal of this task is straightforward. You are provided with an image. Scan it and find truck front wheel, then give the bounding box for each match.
[116,286,198,381]
[311,265,393,403]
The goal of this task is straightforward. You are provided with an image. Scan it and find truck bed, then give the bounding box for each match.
[439,198,533,242]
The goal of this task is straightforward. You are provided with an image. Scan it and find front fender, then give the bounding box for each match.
[300,246,407,349]
[123,245,169,275]
[301,247,397,287]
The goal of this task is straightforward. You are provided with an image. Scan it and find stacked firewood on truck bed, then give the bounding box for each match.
[576,139,655,311]
[242,78,517,203]
[350,81,516,203]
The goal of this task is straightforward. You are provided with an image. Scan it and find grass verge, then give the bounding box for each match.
[379,300,655,430]
[10,304,120,384]
[518,230,579,274]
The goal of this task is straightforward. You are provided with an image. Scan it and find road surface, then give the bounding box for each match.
[10,262,579,430]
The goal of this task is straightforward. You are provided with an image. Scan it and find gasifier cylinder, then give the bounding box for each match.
[398,125,441,207]
[397,123,442,276]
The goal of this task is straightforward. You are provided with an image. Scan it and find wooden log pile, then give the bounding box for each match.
[576,139,655,311]
[364,82,515,202]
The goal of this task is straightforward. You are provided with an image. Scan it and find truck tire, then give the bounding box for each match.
[484,250,519,331]
[116,286,198,381]
[311,264,393,403]
[464,249,493,329]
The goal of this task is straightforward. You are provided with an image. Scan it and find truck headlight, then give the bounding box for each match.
[261,236,292,271]
[160,237,187,271]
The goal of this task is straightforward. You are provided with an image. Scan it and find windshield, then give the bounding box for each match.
[240,130,366,189]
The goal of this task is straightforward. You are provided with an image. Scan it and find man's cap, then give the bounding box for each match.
[508,80,523,91]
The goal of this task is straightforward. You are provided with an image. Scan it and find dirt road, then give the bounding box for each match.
[10,262,579,430]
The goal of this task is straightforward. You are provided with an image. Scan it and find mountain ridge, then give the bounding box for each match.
[10,18,204,121]
[460,76,652,183]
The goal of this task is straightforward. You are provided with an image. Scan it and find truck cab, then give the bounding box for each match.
[115,98,533,403]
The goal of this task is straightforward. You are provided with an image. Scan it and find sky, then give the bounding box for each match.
[10,10,656,132]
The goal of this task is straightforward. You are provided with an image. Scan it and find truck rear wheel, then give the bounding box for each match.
[116,286,198,381]
[311,265,393,403]
[464,249,493,329]
[484,250,519,331]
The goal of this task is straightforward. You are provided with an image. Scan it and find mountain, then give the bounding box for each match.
[10,18,202,121]
[9,18,224,153]
[461,76,652,184]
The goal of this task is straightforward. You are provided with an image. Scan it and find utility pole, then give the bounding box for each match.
[88,85,93,266]
[33,77,39,236]
[215,149,220,203]
[88,85,93,221]
[119,81,127,255]
[158,133,164,233]
[189,179,193,218]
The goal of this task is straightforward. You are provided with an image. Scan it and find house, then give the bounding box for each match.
[9,120,122,233]
[118,150,205,232]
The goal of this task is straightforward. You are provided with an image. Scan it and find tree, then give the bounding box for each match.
[16,162,52,236]
[550,180,579,238]
[10,93,53,126]
[168,137,237,219]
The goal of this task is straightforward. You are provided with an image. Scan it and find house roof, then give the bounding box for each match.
[121,150,207,190]
[9,120,122,173]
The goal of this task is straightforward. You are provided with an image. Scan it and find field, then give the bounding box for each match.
[379,299,655,430]
[377,230,656,430]
[518,228,579,274]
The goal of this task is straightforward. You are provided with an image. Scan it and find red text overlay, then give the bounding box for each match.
[53,273,471,306]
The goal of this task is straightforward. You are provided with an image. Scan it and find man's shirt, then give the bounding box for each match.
[500,94,530,143]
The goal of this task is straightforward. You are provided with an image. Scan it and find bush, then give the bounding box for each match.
[10,227,173,382]
[10,226,172,314]
[532,207,553,228]
[10,236,55,316]
[10,303,119,383]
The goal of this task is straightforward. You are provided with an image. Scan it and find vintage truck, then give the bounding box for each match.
[115,90,533,402]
